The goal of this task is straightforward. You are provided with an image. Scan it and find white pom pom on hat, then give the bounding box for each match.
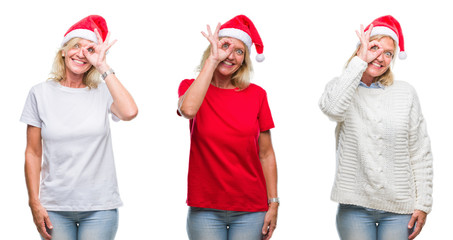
[256,54,265,62]
[218,15,265,62]
[364,15,407,60]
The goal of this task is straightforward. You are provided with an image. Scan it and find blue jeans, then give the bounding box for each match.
[336,204,413,240]
[43,209,118,240]
[187,207,266,240]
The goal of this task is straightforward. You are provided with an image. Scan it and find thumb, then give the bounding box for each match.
[226,43,236,54]
[262,221,268,235]
[82,48,90,60]
[374,48,384,58]
[45,215,53,229]
[408,214,417,229]
[82,47,92,56]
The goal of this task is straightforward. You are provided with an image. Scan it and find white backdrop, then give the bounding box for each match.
[1,0,451,239]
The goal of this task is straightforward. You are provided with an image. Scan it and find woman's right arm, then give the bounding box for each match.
[178,24,235,119]
[318,24,382,122]
[25,125,52,240]
[318,57,367,122]
[178,57,219,119]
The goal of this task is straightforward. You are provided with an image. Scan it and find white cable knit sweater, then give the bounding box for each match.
[319,56,433,214]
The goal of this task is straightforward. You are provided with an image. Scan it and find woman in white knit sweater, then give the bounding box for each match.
[319,15,433,240]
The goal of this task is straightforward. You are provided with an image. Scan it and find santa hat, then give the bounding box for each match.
[364,15,406,59]
[61,15,108,46]
[218,15,265,62]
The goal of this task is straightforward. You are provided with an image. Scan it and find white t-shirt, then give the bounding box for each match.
[21,80,123,211]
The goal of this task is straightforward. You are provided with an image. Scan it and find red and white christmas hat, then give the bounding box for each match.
[218,15,265,62]
[364,15,406,59]
[61,15,108,46]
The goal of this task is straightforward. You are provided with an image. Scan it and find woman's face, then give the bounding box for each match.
[362,36,395,79]
[63,39,93,76]
[216,37,246,77]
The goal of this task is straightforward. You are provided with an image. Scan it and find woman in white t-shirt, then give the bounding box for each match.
[21,15,137,240]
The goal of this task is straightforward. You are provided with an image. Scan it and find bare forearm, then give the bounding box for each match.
[261,151,279,240]
[259,131,278,199]
[103,68,138,121]
[25,140,53,239]
[25,125,43,207]
[25,153,41,206]
[262,156,278,199]
[178,59,218,119]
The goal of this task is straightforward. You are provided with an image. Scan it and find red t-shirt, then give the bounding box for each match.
[178,79,275,212]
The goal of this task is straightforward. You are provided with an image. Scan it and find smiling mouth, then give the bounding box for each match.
[72,59,87,65]
[222,61,234,66]
[372,62,383,68]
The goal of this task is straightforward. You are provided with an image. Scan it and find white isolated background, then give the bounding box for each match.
[0,0,451,239]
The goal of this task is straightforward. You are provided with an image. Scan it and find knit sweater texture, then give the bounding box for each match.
[319,56,433,214]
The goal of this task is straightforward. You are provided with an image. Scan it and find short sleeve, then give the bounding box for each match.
[177,79,194,116]
[20,88,42,128]
[178,79,194,97]
[258,90,274,132]
[102,83,120,122]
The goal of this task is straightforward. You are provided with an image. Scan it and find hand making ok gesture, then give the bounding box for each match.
[201,23,236,65]
[83,28,117,74]
[356,24,384,63]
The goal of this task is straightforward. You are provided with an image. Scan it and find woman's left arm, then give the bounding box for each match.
[407,90,433,239]
[259,130,278,240]
[103,70,138,121]
[84,29,138,121]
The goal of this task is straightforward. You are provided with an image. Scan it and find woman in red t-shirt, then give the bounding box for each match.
[177,15,279,240]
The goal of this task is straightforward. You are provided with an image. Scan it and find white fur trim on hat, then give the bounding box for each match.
[218,28,252,50]
[370,26,399,44]
[61,29,98,46]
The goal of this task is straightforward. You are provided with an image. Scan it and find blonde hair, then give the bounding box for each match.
[346,35,397,86]
[198,39,253,90]
[49,38,100,89]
